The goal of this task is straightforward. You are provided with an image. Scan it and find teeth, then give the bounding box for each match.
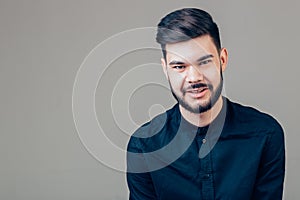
[191,88,206,93]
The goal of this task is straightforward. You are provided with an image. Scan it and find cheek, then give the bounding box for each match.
[203,66,220,83]
[168,72,185,88]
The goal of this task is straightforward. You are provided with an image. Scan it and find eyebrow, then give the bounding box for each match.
[168,60,185,65]
[197,54,214,62]
[168,54,214,65]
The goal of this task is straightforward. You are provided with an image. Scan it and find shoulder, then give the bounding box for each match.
[225,98,284,135]
[127,104,179,152]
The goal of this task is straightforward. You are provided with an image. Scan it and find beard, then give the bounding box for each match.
[169,71,223,114]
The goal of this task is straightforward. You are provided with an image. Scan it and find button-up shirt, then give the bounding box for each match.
[127,97,285,200]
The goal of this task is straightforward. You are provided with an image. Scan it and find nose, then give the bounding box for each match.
[186,65,203,83]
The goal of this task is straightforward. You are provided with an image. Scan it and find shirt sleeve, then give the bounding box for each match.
[127,171,157,200]
[251,124,285,200]
[126,137,157,200]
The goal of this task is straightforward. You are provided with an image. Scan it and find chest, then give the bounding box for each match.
[149,136,266,200]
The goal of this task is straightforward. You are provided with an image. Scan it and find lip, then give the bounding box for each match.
[186,88,208,98]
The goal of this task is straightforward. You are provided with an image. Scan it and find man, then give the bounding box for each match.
[127,8,285,200]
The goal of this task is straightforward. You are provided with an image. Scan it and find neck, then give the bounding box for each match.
[179,96,223,127]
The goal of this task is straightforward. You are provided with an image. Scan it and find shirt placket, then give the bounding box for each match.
[197,135,215,200]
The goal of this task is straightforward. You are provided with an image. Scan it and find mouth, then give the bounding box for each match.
[189,87,207,93]
[186,87,209,98]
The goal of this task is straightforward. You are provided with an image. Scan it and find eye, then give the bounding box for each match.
[199,60,212,65]
[173,65,186,70]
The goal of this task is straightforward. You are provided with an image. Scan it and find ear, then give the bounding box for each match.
[161,58,168,79]
[219,48,228,72]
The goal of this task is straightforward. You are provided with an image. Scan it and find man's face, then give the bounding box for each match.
[161,35,228,113]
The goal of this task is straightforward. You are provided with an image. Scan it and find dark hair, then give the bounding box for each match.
[156,8,221,59]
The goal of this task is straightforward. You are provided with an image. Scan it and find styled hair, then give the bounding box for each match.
[156,8,221,59]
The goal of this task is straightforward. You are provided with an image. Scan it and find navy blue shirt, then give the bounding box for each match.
[127,97,285,200]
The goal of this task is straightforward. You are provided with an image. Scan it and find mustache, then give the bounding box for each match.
[186,83,213,90]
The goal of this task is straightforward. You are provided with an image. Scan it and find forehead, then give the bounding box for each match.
[165,35,218,63]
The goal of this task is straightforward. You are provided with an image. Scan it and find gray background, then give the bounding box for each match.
[1,0,299,199]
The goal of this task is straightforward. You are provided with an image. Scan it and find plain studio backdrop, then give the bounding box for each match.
[1,0,299,199]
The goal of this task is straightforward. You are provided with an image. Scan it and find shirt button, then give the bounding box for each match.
[203,173,210,179]
[202,139,207,144]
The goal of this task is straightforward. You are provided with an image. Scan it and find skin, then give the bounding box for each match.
[161,35,228,127]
